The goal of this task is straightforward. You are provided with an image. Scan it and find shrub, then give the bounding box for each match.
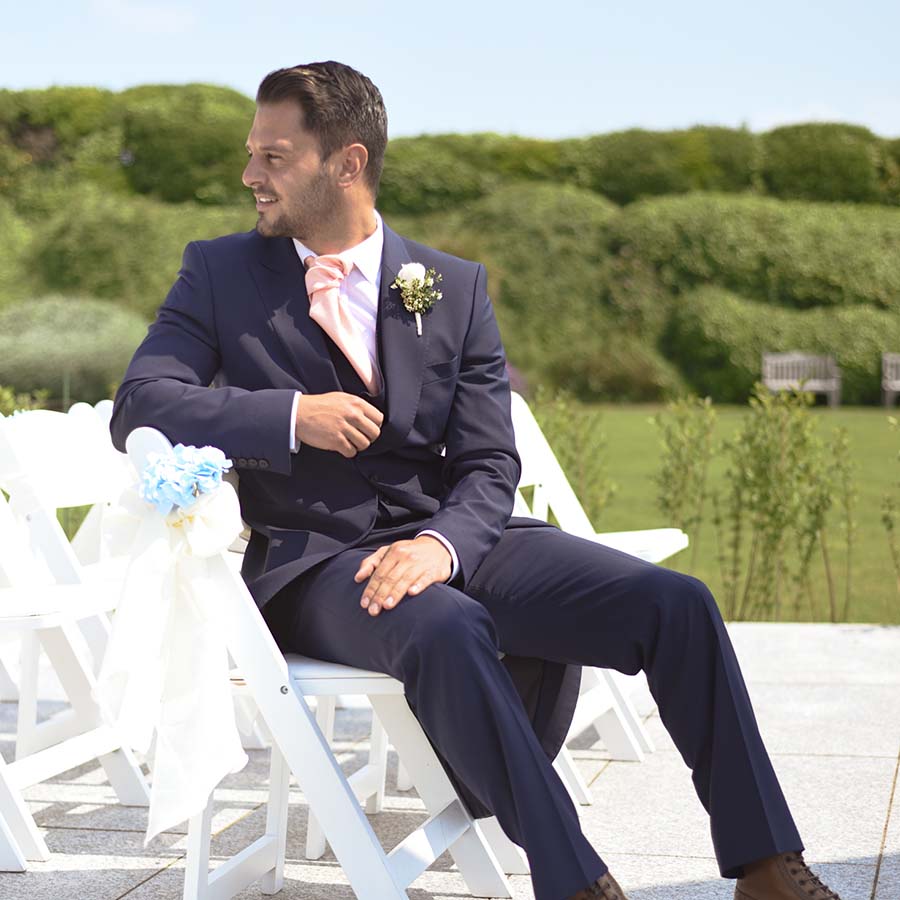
[454,183,620,386]
[119,84,255,204]
[0,385,47,416]
[546,334,687,402]
[0,199,33,306]
[530,385,617,523]
[663,285,900,403]
[0,296,149,403]
[32,186,255,317]
[379,137,500,215]
[760,123,888,204]
[559,127,759,204]
[610,193,900,312]
[0,87,119,162]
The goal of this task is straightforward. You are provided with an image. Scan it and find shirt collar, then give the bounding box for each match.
[292,210,384,284]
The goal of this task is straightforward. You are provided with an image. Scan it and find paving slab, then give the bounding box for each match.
[0,623,896,899]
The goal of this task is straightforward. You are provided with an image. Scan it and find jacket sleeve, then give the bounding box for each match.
[420,264,521,586]
[110,241,297,475]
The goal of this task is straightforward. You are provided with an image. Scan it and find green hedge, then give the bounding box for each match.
[0,296,149,403]
[31,186,255,317]
[119,84,255,204]
[761,123,898,205]
[449,183,681,399]
[379,137,501,214]
[559,127,759,204]
[0,199,33,306]
[663,285,900,403]
[610,193,900,314]
[0,87,119,161]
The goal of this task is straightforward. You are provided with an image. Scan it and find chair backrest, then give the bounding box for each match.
[883,353,900,383]
[761,352,839,383]
[0,406,133,584]
[509,391,596,538]
[0,491,56,591]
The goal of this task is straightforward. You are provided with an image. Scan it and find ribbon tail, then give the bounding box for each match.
[144,555,247,843]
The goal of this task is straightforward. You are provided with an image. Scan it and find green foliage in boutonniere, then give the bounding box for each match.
[391,262,443,335]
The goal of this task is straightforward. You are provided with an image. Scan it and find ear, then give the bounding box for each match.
[336,143,369,189]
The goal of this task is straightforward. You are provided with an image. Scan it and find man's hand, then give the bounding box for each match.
[354,535,453,616]
[296,392,383,457]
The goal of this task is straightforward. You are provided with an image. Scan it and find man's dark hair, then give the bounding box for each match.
[257,61,388,196]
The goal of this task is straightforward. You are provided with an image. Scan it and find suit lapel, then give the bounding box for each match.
[374,223,429,451]
[250,234,342,395]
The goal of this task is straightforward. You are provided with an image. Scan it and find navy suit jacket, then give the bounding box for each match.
[110,221,580,801]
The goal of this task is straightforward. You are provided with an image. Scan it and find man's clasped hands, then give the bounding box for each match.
[295,392,453,617]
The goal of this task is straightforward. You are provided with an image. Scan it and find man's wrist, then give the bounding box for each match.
[415,530,459,582]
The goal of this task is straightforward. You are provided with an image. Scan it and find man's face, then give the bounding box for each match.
[242,101,340,241]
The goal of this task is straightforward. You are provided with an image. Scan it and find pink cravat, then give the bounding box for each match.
[304,254,381,394]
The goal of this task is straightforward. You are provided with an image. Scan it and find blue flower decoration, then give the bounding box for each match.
[139,444,233,516]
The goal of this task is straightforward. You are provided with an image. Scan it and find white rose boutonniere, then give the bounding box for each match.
[391,262,443,336]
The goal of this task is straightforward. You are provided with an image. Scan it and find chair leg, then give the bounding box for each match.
[0,654,18,702]
[260,745,290,895]
[182,795,214,900]
[553,746,593,806]
[15,633,40,760]
[395,759,413,791]
[37,624,149,806]
[601,670,655,754]
[304,695,336,860]
[365,710,388,815]
[478,815,530,875]
[0,753,50,864]
[0,810,26,872]
[370,694,512,899]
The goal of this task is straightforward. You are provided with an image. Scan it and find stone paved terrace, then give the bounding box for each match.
[1,622,898,900]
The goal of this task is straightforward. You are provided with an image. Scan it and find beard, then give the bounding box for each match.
[254,168,338,242]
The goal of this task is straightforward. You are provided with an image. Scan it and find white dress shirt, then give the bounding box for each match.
[288,211,460,582]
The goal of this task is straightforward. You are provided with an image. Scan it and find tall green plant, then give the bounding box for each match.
[0,385,47,416]
[530,385,617,525]
[710,385,855,621]
[652,395,718,569]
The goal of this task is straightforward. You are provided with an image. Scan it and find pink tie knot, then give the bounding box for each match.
[304,254,351,295]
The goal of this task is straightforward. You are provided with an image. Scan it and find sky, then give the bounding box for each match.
[2,0,898,139]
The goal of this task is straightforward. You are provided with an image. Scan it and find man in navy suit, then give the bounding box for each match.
[111,62,841,900]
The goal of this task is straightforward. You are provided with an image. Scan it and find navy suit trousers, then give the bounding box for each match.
[264,523,803,900]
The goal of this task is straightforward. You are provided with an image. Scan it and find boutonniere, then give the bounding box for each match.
[391,262,443,336]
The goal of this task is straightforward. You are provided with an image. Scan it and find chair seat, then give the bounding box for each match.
[590,527,689,564]
[284,653,404,696]
[0,581,120,629]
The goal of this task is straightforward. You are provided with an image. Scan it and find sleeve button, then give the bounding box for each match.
[258,459,270,469]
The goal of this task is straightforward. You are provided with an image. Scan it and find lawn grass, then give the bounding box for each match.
[569,402,900,624]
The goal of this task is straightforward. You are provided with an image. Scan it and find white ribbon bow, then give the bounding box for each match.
[96,481,248,843]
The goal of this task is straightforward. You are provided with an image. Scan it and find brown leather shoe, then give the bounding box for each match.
[568,871,629,899]
[735,852,842,899]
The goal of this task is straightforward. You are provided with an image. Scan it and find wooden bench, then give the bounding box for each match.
[762,352,842,408]
[883,353,900,408]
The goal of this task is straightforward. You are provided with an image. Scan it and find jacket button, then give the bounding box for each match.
[247,458,258,468]
[258,459,270,469]
[237,457,249,466]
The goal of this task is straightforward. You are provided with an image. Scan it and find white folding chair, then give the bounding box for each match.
[0,406,134,760]
[507,390,688,801]
[315,389,690,854]
[126,426,523,900]
[0,489,149,870]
